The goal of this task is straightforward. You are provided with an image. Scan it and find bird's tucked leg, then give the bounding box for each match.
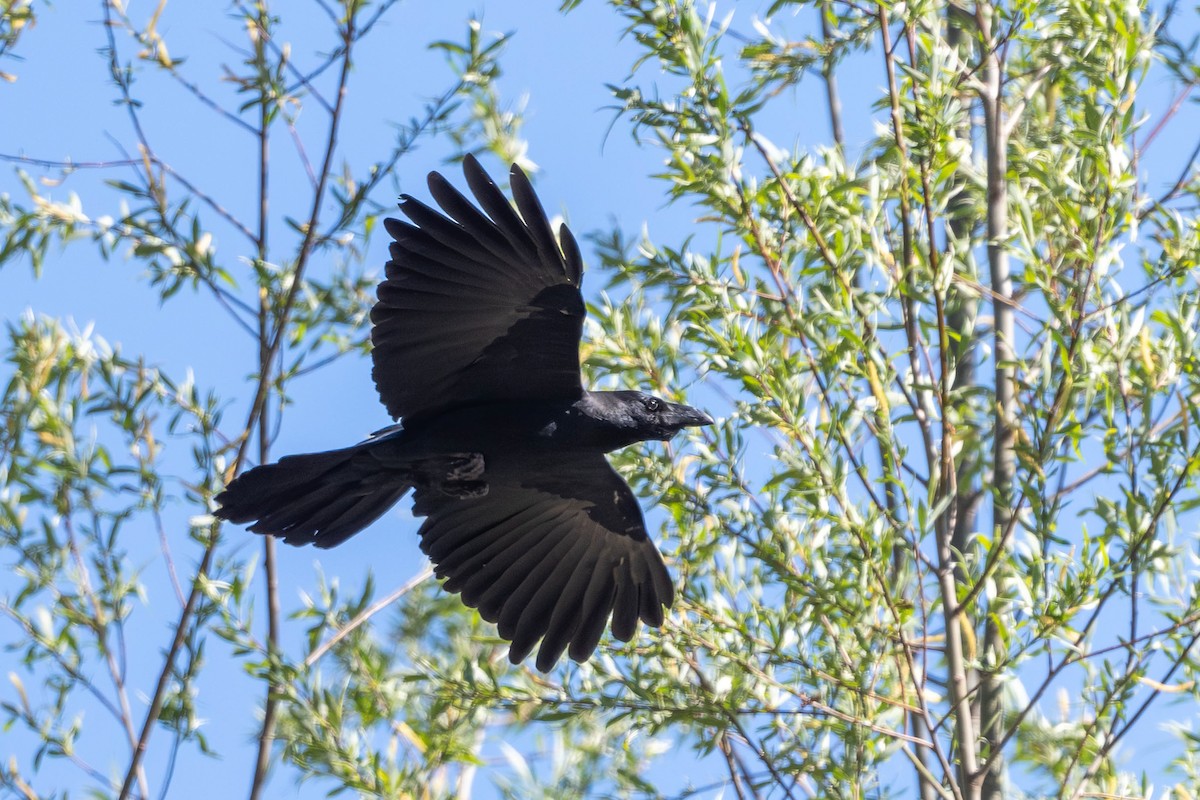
[439,453,487,499]
[443,452,485,481]
[407,453,488,499]
[439,480,489,500]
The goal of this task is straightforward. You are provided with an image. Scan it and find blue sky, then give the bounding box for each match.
[4,0,1200,798]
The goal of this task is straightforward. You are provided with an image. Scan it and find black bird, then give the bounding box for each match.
[215,156,712,672]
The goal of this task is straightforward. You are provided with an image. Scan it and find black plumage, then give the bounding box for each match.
[215,156,712,671]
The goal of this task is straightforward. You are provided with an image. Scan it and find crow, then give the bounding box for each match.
[215,155,712,672]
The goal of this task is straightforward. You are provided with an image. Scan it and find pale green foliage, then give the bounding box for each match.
[0,0,35,83]
[586,0,1200,796]
[4,0,1200,798]
[1,313,224,792]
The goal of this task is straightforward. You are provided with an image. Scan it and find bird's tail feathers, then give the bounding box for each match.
[215,446,410,548]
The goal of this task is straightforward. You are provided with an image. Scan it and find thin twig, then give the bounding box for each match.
[0,603,126,723]
[105,3,259,136]
[305,566,434,667]
[0,153,143,169]
[153,505,186,606]
[685,655,797,800]
[63,513,149,800]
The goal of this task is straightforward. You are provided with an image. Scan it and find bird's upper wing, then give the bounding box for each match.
[411,450,675,672]
[371,155,586,423]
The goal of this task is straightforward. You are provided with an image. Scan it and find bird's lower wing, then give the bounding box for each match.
[411,452,674,672]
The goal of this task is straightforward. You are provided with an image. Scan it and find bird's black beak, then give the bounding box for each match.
[665,401,714,432]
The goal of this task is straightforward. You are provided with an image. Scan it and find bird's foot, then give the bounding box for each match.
[443,452,485,481]
[407,453,487,498]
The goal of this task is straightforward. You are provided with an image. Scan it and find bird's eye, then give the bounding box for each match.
[644,398,663,413]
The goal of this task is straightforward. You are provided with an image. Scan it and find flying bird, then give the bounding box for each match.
[215,155,712,672]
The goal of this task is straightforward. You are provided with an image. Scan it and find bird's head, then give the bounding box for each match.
[631,392,715,441]
[579,390,714,448]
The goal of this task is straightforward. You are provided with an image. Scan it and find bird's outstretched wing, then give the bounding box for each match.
[411,450,675,672]
[372,155,586,424]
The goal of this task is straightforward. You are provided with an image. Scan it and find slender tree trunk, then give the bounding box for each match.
[944,6,984,800]
[248,9,281,798]
[978,2,1014,796]
[819,1,845,148]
